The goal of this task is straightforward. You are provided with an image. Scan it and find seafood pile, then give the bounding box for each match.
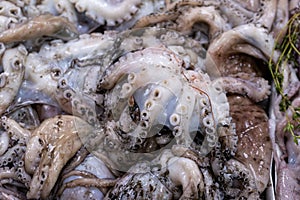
[0,0,299,199]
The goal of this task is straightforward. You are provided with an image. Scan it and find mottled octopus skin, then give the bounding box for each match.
[226,95,272,196]
[106,148,213,199]
[25,115,94,199]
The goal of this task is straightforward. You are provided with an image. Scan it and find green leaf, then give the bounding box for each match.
[294,137,299,145]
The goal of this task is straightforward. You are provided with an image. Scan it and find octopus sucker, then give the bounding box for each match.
[0,1,25,23]
[0,144,25,168]
[0,45,26,115]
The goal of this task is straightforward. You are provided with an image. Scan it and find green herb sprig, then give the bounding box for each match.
[268,13,300,144]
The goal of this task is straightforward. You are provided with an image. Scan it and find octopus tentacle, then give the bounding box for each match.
[26,115,93,199]
[16,165,31,188]
[255,0,277,30]
[0,16,18,32]
[133,12,179,29]
[164,0,219,11]
[0,185,27,200]
[0,1,25,20]
[62,170,99,180]
[219,0,255,26]
[175,5,229,39]
[51,0,78,31]
[69,0,142,26]
[211,142,224,176]
[56,80,99,125]
[217,121,238,159]
[205,24,279,78]
[1,116,31,143]
[7,105,40,130]
[0,14,78,44]
[215,76,271,102]
[0,131,9,156]
[227,95,272,193]
[57,153,116,199]
[58,177,117,196]
[0,144,25,168]
[219,159,259,199]
[61,146,89,175]
[114,27,206,69]
[200,168,223,199]
[271,0,289,42]
[99,46,183,89]
[0,167,18,180]
[0,45,26,115]
[163,151,205,199]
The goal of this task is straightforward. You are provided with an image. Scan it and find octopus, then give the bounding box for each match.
[0,0,298,199]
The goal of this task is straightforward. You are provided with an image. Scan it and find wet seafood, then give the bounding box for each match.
[0,0,298,199]
[0,44,26,115]
[0,14,79,44]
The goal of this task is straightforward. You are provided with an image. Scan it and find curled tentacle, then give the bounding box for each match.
[175,5,229,39]
[70,0,142,26]
[167,156,205,199]
[205,23,279,78]
[0,45,26,115]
